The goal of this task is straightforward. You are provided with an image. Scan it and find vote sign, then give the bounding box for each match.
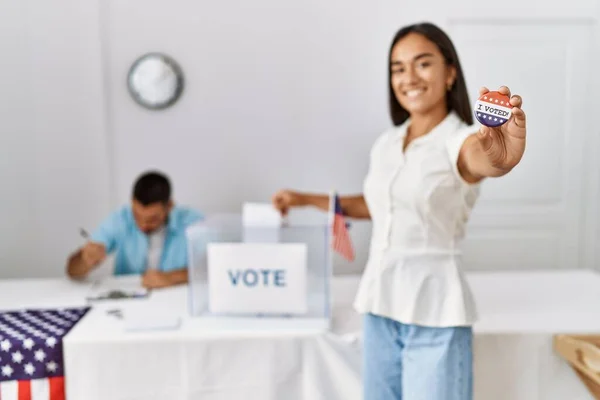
[207,243,308,315]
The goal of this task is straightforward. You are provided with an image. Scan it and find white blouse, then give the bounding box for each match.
[354,111,481,327]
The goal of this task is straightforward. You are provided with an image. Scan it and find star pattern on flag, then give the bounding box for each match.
[35,349,47,362]
[23,338,34,350]
[0,307,89,383]
[46,361,58,373]
[24,362,35,376]
[1,364,13,377]
[46,337,57,348]
[12,351,23,364]
[1,339,11,352]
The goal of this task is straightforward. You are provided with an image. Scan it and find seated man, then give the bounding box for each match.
[66,171,203,288]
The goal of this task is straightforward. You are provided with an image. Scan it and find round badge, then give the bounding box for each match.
[474,91,512,127]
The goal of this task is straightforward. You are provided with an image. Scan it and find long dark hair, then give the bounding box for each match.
[388,22,472,126]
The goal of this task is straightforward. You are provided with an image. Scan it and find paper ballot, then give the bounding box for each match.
[242,202,283,226]
[242,202,282,242]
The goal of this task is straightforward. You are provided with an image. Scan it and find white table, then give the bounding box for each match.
[0,278,92,311]
[2,270,600,400]
[467,270,600,400]
[61,276,362,400]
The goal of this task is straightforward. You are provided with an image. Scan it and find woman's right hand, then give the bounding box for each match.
[272,190,370,219]
[271,189,305,216]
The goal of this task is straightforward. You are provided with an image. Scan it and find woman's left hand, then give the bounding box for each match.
[477,85,526,171]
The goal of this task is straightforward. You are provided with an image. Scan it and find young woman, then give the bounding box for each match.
[272,22,526,400]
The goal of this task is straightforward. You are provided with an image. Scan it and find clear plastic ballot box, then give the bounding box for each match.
[185,213,333,331]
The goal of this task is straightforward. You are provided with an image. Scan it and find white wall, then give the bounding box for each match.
[1,0,599,278]
[0,0,111,278]
[102,0,414,274]
[447,19,596,272]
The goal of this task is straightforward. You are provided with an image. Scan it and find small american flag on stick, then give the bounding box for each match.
[330,192,355,262]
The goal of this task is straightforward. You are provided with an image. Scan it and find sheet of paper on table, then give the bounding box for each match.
[122,309,181,332]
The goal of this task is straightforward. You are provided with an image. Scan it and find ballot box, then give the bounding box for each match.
[185,213,332,331]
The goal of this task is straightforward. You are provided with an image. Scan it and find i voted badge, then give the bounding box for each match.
[474,91,512,127]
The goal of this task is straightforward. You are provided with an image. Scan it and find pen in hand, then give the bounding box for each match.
[78,228,106,269]
[80,228,90,240]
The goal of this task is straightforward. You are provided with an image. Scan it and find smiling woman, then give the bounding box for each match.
[271,21,527,400]
[388,27,472,130]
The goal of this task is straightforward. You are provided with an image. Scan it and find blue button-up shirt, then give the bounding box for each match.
[90,205,204,275]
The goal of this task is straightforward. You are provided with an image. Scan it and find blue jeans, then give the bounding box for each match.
[362,313,473,400]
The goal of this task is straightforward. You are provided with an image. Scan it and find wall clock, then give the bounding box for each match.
[127,52,184,110]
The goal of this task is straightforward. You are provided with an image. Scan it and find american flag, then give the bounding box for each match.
[0,307,89,400]
[331,193,355,261]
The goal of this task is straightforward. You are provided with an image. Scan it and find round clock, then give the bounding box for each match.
[127,53,184,110]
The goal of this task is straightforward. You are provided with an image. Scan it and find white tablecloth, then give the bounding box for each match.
[2,270,600,400]
[60,276,363,400]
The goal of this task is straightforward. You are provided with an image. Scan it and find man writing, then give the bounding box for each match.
[66,171,203,289]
